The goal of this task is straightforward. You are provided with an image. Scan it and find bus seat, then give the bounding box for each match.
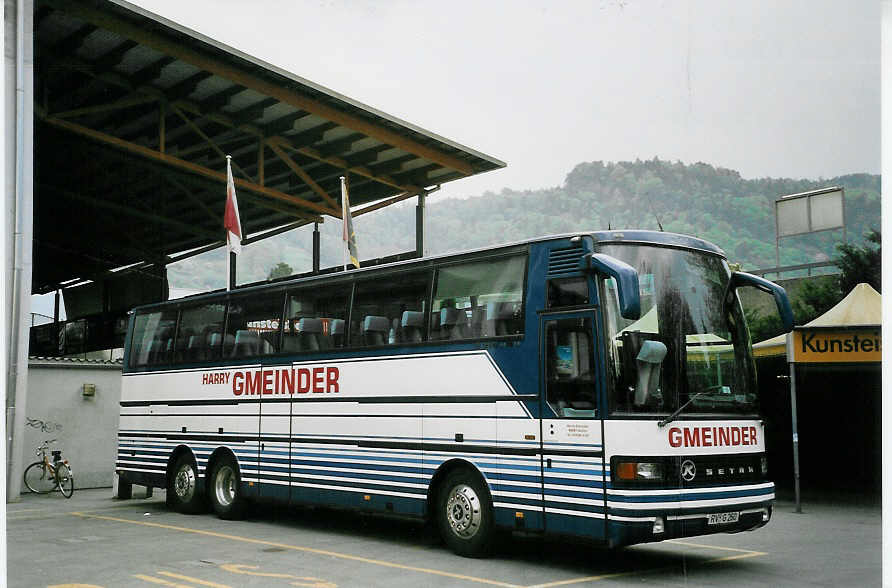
[468,307,485,338]
[146,338,162,364]
[222,333,236,356]
[186,334,203,361]
[329,318,345,347]
[260,331,279,354]
[175,329,193,360]
[430,312,441,338]
[298,318,323,351]
[161,338,174,364]
[562,407,596,418]
[282,333,300,353]
[486,302,514,336]
[206,331,222,352]
[401,311,425,343]
[233,330,259,356]
[440,308,467,340]
[362,315,390,346]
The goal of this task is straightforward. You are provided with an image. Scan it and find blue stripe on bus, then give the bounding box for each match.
[287,458,422,475]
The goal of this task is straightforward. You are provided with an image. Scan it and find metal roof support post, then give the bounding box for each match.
[312,222,320,273]
[416,192,426,258]
[53,290,60,352]
[6,0,35,502]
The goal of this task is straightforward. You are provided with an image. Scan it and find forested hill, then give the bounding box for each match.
[169,159,881,289]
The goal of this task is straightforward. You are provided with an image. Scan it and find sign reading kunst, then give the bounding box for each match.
[787,327,881,364]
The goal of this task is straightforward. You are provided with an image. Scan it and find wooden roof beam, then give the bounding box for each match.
[52,94,159,119]
[93,39,139,71]
[55,0,475,176]
[41,51,416,194]
[42,115,330,220]
[169,171,314,219]
[50,23,97,56]
[261,111,307,136]
[266,138,340,213]
[170,104,255,182]
[131,56,176,87]
[48,185,221,242]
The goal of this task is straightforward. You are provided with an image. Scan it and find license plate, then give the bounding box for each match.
[707,511,739,525]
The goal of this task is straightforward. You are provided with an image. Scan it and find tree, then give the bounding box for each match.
[267,262,293,280]
[836,229,880,293]
[746,229,882,341]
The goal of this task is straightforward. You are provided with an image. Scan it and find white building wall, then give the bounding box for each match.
[24,359,121,490]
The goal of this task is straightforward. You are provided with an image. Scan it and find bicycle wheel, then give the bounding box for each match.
[55,463,74,498]
[23,462,56,494]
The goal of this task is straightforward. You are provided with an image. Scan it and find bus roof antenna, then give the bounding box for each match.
[646,195,664,231]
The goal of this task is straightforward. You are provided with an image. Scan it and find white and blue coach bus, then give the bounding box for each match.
[116,230,793,556]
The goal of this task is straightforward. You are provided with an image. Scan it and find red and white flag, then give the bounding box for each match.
[224,155,242,255]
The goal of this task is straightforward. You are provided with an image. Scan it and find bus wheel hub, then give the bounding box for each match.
[175,466,195,499]
[446,484,480,538]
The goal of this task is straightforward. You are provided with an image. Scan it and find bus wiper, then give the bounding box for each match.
[658,390,710,428]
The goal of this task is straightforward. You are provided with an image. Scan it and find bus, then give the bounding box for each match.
[116,230,793,556]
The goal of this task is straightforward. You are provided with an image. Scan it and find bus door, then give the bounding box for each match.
[257,359,292,503]
[539,312,607,539]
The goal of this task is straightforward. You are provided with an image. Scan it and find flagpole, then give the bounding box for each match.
[340,175,347,271]
[226,155,232,291]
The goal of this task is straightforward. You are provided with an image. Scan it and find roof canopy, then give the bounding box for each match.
[33,0,505,293]
[753,283,881,357]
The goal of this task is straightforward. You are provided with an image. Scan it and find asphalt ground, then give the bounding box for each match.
[7,487,880,588]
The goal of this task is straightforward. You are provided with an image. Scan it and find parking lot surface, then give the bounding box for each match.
[7,487,880,587]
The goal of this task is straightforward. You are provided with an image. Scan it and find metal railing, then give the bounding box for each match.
[748,261,839,279]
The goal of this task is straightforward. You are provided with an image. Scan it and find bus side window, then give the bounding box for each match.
[226,292,284,358]
[433,255,526,340]
[284,284,348,352]
[174,303,225,363]
[350,271,430,347]
[128,308,178,368]
[547,277,589,308]
[544,317,596,418]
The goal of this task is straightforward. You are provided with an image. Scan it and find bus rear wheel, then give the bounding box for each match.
[167,454,205,514]
[436,469,494,557]
[209,456,247,520]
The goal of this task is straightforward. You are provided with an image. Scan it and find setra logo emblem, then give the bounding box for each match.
[680,459,697,482]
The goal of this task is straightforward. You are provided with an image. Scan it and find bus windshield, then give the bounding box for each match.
[600,243,757,417]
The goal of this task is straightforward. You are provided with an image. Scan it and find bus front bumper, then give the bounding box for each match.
[608,503,772,548]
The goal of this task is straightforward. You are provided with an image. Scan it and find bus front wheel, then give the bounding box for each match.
[209,456,247,520]
[436,469,494,557]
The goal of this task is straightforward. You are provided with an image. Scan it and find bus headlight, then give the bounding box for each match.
[616,461,665,482]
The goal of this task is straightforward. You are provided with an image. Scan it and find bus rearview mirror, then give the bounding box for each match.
[579,253,641,320]
[726,271,794,332]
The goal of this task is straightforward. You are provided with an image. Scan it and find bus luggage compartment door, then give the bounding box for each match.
[257,363,291,502]
[540,313,607,540]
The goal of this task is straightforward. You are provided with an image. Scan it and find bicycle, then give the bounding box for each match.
[23,439,74,498]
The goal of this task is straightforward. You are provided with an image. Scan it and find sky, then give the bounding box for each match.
[32,0,883,317]
[125,0,880,201]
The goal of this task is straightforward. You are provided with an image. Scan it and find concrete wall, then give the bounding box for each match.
[24,359,121,490]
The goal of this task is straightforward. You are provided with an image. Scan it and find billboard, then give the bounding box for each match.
[775,187,845,238]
